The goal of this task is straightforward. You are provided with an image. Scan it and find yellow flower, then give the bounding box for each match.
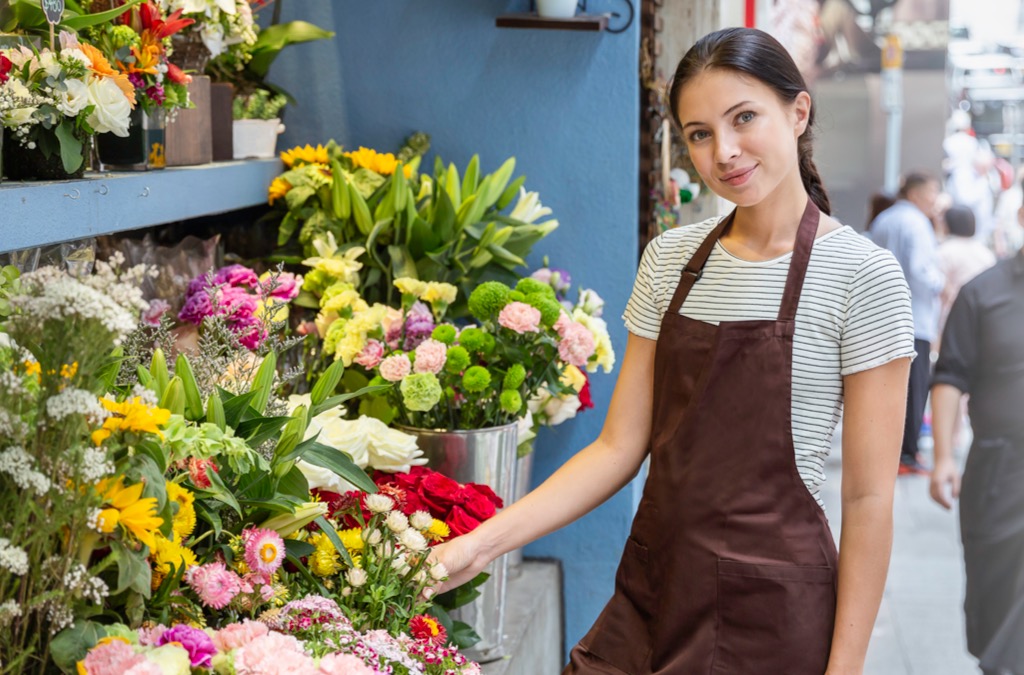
[302,234,366,286]
[344,146,415,178]
[150,533,197,575]
[334,332,368,367]
[393,277,428,298]
[165,482,196,541]
[560,365,587,395]
[267,176,292,206]
[308,531,342,577]
[321,288,365,314]
[96,477,164,550]
[60,362,78,379]
[426,519,451,543]
[339,527,364,552]
[421,282,458,306]
[22,360,41,377]
[92,397,171,445]
[280,144,329,168]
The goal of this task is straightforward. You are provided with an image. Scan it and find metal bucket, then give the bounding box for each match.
[507,450,534,577]
[400,422,518,662]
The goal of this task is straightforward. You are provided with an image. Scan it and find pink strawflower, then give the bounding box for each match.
[412,339,447,374]
[80,639,147,675]
[498,301,542,334]
[242,527,285,576]
[185,562,241,609]
[234,632,316,675]
[354,339,385,369]
[317,653,375,675]
[379,354,412,382]
[212,620,269,652]
[557,322,596,368]
[158,624,216,668]
[553,312,572,336]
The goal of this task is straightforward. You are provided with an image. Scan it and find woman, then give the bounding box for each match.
[432,27,914,674]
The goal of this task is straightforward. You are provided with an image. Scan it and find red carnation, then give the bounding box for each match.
[0,54,12,84]
[578,371,594,411]
[188,457,218,489]
[409,614,447,646]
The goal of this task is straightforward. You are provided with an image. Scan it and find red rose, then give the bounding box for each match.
[465,482,503,509]
[578,372,594,410]
[418,472,462,515]
[0,55,12,85]
[446,505,482,537]
[460,489,497,521]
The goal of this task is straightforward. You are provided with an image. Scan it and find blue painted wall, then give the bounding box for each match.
[270,0,641,657]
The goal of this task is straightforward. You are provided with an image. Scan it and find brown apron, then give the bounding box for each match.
[566,200,838,674]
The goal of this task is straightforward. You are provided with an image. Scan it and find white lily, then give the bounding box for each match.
[510,187,552,224]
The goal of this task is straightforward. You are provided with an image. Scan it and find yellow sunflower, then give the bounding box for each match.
[165,482,196,541]
[95,477,164,550]
[267,176,292,206]
[344,146,415,178]
[280,144,329,168]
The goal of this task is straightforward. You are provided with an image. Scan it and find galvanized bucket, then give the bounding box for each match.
[400,422,518,662]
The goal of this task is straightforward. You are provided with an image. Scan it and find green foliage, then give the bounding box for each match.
[232,89,288,120]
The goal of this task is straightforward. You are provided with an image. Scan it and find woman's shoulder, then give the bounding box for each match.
[646,217,721,260]
[812,225,901,270]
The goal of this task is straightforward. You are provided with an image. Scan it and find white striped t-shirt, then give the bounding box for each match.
[623,218,916,506]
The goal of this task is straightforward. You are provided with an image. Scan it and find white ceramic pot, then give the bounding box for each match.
[232,118,284,160]
[536,0,578,19]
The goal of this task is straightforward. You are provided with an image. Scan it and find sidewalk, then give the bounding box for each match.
[821,422,979,674]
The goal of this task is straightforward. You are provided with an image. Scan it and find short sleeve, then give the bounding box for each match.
[932,284,978,394]
[840,249,917,376]
[622,236,664,340]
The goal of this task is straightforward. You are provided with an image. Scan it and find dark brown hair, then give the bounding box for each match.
[944,204,976,238]
[668,27,831,215]
[898,171,938,199]
[866,192,896,231]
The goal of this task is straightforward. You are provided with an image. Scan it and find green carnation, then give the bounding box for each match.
[468,282,512,321]
[431,324,457,345]
[445,345,471,374]
[462,366,492,393]
[525,293,563,327]
[458,327,487,353]
[500,390,523,415]
[503,364,526,391]
[322,318,348,356]
[400,373,443,412]
[302,268,332,296]
[516,277,556,299]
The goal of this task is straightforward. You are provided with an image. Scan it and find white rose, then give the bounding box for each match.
[360,416,425,473]
[86,77,131,136]
[295,459,359,494]
[3,107,38,127]
[544,393,582,426]
[35,52,62,78]
[62,49,92,69]
[58,78,89,117]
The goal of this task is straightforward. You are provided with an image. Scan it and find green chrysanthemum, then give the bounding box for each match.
[503,364,526,391]
[468,282,512,321]
[462,366,492,393]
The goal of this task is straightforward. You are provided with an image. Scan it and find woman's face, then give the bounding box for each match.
[675,69,810,207]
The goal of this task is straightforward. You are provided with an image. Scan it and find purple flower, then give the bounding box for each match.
[403,302,435,350]
[128,73,145,90]
[261,272,301,301]
[219,285,258,320]
[186,274,213,297]
[213,264,260,289]
[145,84,165,106]
[157,624,217,668]
[178,290,214,325]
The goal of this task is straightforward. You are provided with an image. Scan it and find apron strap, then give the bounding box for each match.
[667,199,821,320]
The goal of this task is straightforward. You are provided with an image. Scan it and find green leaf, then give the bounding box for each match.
[272,407,306,469]
[174,354,204,421]
[49,621,108,672]
[390,164,408,212]
[285,538,315,558]
[112,540,152,597]
[430,188,457,244]
[449,621,482,649]
[249,352,277,415]
[219,388,259,427]
[60,0,143,29]
[300,442,376,493]
[388,244,417,281]
[277,212,298,247]
[193,466,242,516]
[285,185,316,211]
[496,175,527,210]
[486,243,527,268]
[277,464,310,501]
[195,500,223,539]
[53,121,84,174]
[239,496,304,514]
[310,383,391,417]
[313,515,354,567]
[350,183,374,235]
[248,20,335,78]
[236,415,290,448]
[286,551,329,595]
[445,163,462,206]
[95,347,124,394]
[461,154,480,197]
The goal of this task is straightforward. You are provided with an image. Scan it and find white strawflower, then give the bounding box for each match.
[429,562,448,581]
[390,553,409,572]
[363,529,383,546]
[409,511,433,531]
[0,538,29,576]
[413,570,427,585]
[345,567,368,587]
[399,529,428,553]
[365,494,394,514]
[385,511,409,534]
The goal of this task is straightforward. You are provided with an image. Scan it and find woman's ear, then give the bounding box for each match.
[793,91,811,136]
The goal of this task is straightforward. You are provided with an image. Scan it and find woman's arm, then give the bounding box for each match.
[429,333,656,593]
[825,356,910,675]
[929,383,964,509]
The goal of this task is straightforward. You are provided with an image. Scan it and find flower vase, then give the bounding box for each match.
[398,422,518,663]
[506,450,534,578]
[537,0,579,18]
[95,107,167,171]
[2,128,90,181]
[232,118,285,159]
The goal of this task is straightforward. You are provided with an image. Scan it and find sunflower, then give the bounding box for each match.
[343,146,414,178]
[280,144,329,168]
[95,477,164,550]
[267,176,292,206]
[165,482,196,541]
[92,397,171,445]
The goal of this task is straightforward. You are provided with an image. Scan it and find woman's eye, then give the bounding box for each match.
[689,129,710,142]
[737,111,756,124]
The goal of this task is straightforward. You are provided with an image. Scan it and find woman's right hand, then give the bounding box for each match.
[427,532,493,596]
[929,457,961,510]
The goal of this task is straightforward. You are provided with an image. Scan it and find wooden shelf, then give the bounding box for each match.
[0,159,281,252]
[495,13,609,31]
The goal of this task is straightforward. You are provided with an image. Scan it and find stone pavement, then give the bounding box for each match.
[821,421,980,674]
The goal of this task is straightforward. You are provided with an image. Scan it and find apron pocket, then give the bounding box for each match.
[711,559,835,675]
[577,538,654,674]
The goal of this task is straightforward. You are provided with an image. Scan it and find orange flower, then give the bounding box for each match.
[79,42,137,107]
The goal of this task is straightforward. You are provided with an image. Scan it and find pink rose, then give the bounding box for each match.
[354,339,385,369]
[379,354,411,382]
[317,653,375,675]
[498,301,542,334]
[212,620,269,652]
[413,339,447,374]
[234,632,316,675]
[558,322,596,368]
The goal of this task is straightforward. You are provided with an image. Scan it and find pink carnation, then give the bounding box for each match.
[413,339,447,374]
[354,339,385,369]
[234,632,316,675]
[498,301,542,334]
[185,562,241,609]
[137,624,169,646]
[383,307,405,349]
[123,662,163,675]
[142,299,170,326]
[262,272,301,300]
[553,312,572,336]
[558,322,596,368]
[318,653,375,675]
[212,620,269,652]
[379,354,412,382]
[80,639,147,675]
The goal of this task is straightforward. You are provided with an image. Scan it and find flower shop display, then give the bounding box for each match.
[232,87,285,159]
[158,0,258,73]
[268,139,558,315]
[85,1,196,169]
[1,35,136,179]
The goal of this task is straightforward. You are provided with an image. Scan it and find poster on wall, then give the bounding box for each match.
[770,0,949,83]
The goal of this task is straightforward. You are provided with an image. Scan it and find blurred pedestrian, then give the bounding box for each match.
[947,147,996,245]
[870,171,945,474]
[937,204,996,335]
[865,191,895,232]
[992,166,1024,257]
[930,233,1024,674]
